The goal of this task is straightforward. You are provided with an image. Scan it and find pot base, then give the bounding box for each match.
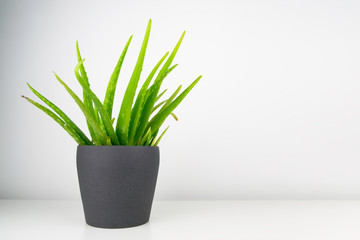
[85,219,149,229]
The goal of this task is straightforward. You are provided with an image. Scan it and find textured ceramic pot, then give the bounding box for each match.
[76,146,159,228]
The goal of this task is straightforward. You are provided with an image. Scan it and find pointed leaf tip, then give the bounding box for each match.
[76,41,79,53]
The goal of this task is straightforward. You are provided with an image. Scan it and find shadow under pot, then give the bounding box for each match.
[76,145,159,228]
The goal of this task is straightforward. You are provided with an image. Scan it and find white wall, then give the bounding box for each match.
[1,0,360,200]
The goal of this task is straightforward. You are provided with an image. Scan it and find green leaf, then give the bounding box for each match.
[170,112,178,121]
[22,95,87,145]
[76,41,98,143]
[167,64,178,75]
[151,85,181,118]
[92,105,103,143]
[149,128,159,145]
[133,86,158,144]
[147,75,202,134]
[54,72,108,145]
[145,64,178,102]
[159,85,182,113]
[76,41,90,86]
[87,121,100,144]
[155,89,167,103]
[153,125,170,146]
[116,19,152,145]
[151,100,167,114]
[74,61,120,145]
[139,127,152,146]
[94,104,100,125]
[103,35,132,118]
[132,32,185,144]
[150,32,185,93]
[128,51,169,145]
[26,83,92,145]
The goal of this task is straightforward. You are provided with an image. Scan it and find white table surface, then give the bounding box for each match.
[1,200,360,240]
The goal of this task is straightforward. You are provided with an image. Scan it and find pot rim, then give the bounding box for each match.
[77,145,159,148]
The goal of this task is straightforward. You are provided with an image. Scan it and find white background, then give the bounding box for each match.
[1,0,359,200]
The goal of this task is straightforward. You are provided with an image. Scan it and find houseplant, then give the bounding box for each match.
[22,19,201,228]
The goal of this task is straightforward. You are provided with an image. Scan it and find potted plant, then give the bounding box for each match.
[21,19,201,228]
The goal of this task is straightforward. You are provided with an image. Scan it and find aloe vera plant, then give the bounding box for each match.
[22,20,202,146]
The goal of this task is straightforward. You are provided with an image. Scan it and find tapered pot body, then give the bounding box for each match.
[77,146,159,228]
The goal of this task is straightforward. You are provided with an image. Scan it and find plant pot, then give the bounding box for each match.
[76,145,159,228]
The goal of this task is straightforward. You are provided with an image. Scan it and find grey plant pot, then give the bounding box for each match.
[76,145,159,228]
